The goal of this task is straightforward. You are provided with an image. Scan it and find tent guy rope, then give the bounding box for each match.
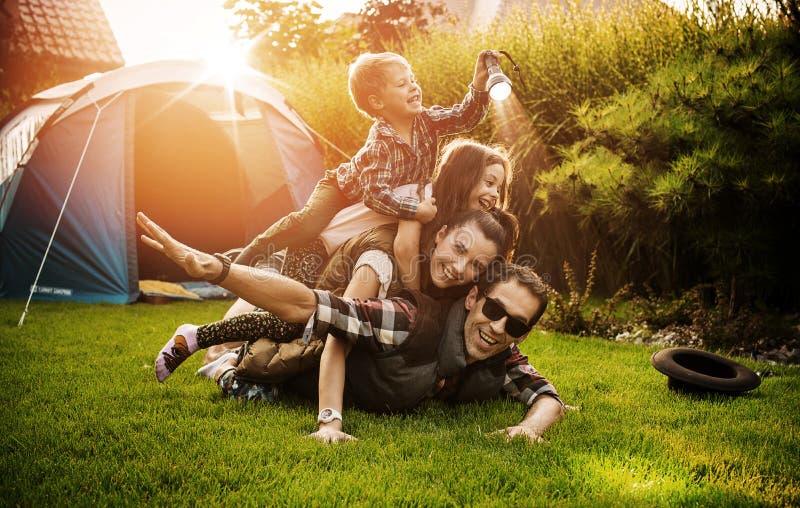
[18,91,124,327]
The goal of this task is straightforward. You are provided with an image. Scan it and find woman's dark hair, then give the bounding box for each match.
[431,208,520,262]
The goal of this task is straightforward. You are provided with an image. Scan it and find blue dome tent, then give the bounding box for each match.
[0,60,324,305]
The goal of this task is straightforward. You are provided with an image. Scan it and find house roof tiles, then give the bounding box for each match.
[6,0,124,69]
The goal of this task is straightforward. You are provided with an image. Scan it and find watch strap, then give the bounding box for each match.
[208,253,232,285]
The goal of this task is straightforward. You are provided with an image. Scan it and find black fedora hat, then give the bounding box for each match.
[650,347,761,394]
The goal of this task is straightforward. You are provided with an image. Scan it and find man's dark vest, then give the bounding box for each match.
[343,289,512,413]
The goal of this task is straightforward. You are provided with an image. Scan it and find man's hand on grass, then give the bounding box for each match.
[490,426,546,444]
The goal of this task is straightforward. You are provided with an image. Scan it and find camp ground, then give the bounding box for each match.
[0,60,324,304]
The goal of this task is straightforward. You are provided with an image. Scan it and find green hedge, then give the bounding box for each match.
[533,13,800,305]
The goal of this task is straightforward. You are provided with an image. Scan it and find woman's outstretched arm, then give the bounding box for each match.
[137,212,316,323]
[308,264,383,444]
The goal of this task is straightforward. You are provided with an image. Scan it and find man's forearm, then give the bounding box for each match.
[518,395,564,436]
[219,264,316,323]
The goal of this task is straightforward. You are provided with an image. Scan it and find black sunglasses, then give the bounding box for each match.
[480,294,533,339]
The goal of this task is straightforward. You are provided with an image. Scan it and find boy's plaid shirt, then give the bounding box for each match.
[304,289,561,408]
[335,86,489,220]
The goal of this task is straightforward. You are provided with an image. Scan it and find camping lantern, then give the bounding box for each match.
[485,53,512,101]
[484,51,526,101]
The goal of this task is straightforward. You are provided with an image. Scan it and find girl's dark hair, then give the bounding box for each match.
[431,138,512,215]
[422,139,514,251]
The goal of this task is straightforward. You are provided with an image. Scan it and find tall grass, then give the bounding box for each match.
[268,0,693,167]
[258,1,795,306]
[2,300,798,505]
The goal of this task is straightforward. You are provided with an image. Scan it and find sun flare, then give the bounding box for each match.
[202,41,249,77]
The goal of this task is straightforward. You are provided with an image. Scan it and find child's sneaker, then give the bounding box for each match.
[196,351,239,380]
[155,324,198,382]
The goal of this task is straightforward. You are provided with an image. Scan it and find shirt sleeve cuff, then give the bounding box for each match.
[468,83,490,105]
[528,389,565,409]
[397,196,419,220]
[302,289,333,344]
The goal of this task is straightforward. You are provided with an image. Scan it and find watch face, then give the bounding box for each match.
[320,409,333,420]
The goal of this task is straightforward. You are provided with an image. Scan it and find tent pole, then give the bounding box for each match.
[284,102,352,161]
[18,92,123,327]
[0,82,95,212]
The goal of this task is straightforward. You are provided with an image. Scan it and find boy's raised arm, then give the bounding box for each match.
[471,49,494,92]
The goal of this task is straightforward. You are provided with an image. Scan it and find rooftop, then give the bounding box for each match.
[3,0,124,70]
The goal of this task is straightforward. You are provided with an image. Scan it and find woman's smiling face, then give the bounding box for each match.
[467,163,505,211]
[429,222,499,288]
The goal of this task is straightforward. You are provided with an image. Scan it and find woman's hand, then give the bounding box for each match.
[136,212,221,280]
[308,422,357,444]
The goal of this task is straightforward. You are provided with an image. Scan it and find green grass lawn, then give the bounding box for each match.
[2,300,798,506]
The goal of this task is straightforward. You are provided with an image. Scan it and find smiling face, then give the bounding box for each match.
[429,222,499,289]
[467,163,505,211]
[462,280,543,363]
[369,62,422,122]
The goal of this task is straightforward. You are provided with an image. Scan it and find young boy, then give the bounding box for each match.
[233,50,496,268]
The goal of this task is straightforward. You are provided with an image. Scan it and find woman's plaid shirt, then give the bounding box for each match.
[303,290,561,408]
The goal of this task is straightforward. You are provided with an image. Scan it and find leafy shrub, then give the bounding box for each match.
[532,10,800,306]
[541,249,631,337]
[627,283,773,351]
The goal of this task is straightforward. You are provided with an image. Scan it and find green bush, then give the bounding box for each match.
[532,11,800,306]
[541,248,631,337]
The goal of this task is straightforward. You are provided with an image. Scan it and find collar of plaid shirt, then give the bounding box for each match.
[373,115,423,149]
[435,297,514,396]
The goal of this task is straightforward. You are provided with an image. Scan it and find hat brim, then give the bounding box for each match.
[650,347,761,394]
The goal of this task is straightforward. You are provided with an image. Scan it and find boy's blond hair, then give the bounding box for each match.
[348,52,411,119]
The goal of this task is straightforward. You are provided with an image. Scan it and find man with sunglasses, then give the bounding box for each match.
[138,213,564,444]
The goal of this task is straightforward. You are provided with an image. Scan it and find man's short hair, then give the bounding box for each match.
[348,52,410,119]
[477,263,549,326]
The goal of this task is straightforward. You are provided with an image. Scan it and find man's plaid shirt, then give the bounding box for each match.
[304,290,561,408]
[335,86,489,220]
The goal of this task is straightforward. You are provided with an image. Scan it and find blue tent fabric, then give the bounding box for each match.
[1,100,136,303]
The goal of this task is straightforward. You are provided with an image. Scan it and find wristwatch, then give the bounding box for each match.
[317,408,343,424]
